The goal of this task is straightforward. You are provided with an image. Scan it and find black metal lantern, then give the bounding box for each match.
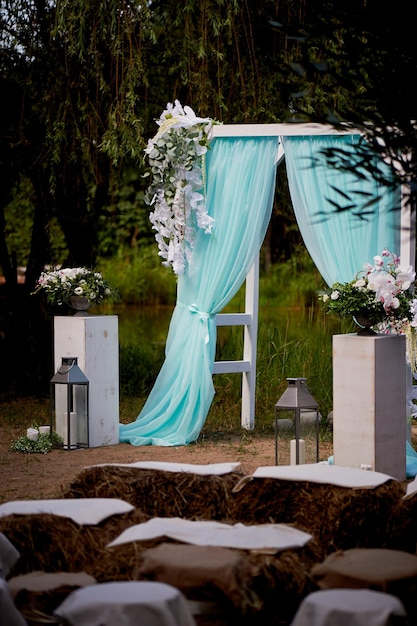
[50,357,89,450]
[274,377,319,465]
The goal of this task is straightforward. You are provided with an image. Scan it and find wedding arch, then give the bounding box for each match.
[119,122,412,447]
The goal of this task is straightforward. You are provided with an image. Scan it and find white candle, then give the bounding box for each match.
[63,412,77,448]
[290,439,306,465]
[27,428,38,441]
[39,425,50,435]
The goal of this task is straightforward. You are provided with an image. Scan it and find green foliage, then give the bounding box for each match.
[98,170,153,256]
[52,0,150,167]
[2,0,416,280]
[0,0,318,282]
[150,0,290,123]
[119,343,165,398]
[4,178,34,267]
[97,244,324,311]
[260,247,327,307]
[0,398,49,428]
[3,176,67,268]
[98,246,177,306]
[3,170,153,267]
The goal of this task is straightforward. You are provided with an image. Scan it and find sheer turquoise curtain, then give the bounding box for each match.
[119,136,278,446]
[282,135,401,286]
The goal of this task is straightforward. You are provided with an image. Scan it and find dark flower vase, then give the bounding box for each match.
[70,296,92,316]
[353,314,377,336]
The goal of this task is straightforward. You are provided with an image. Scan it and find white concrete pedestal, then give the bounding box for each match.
[333,333,406,481]
[53,315,119,447]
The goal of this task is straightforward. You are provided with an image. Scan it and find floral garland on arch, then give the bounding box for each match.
[144,100,217,276]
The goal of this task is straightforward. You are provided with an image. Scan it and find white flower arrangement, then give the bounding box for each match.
[33,267,119,307]
[319,249,417,333]
[144,100,217,275]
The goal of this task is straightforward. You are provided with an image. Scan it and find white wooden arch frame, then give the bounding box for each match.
[211,123,415,430]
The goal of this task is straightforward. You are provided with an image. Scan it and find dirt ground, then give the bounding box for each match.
[0,426,334,502]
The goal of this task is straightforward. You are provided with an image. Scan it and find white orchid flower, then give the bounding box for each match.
[396,265,416,290]
[368,271,395,294]
[380,290,400,310]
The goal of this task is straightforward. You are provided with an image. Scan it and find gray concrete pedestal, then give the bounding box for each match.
[53,315,119,447]
[333,333,406,481]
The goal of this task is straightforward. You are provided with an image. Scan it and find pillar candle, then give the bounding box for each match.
[290,438,306,465]
[27,428,38,441]
[39,425,50,435]
[63,412,77,448]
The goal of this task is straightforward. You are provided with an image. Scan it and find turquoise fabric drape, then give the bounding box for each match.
[283,135,401,286]
[119,136,278,446]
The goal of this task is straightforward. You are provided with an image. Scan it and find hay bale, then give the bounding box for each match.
[8,571,96,626]
[387,491,417,553]
[63,466,243,521]
[0,495,328,626]
[138,543,258,613]
[103,539,316,624]
[0,508,149,578]
[245,548,316,625]
[228,477,406,560]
